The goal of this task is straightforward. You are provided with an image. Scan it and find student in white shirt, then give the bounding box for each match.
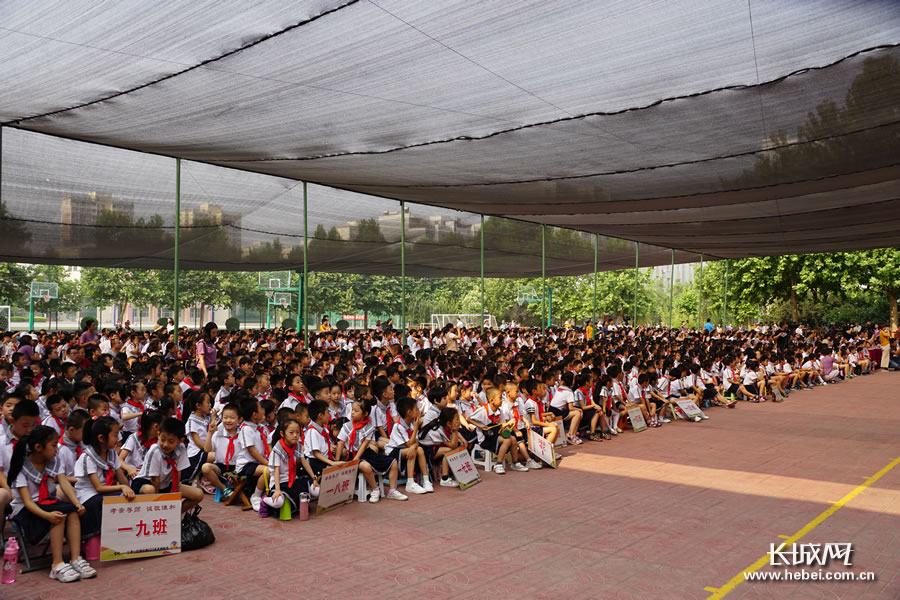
[74,417,134,542]
[548,372,584,444]
[7,425,97,582]
[336,400,405,501]
[385,396,432,494]
[118,410,162,480]
[130,417,202,514]
[260,418,319,516]
[200,403,243,499]
[55,410,87,479]
[184,392,215,484]
[304,400,344,478]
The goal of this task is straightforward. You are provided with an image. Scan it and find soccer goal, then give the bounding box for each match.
[431,314,497,330]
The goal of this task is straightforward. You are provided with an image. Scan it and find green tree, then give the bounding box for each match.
[846,248,900,330]
[80,268,156,323]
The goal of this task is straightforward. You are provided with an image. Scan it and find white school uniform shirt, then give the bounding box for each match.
[372,401,398,436]
[627,381,643,403]
[137,443,189,492]
[742,370,760,386]
[121,400,144,433]
[213,387,232,412]
[551,386,575,410]
[722,367,738,385]
[304,422,332,460]
[0,433,17,475]
[500,398,525,431]
[56,436,82,477]
[667,378,684,398]
[37,396,50,421]
[211,428,242,469]
[421,402,441,428]
[74,447,121,504]
[268,439,302,487]
[10,458,62,517]
[42,414,67,438]
[121,433,151,470]
[385,418,415,452]
[108,402,122,425]
[337,420,376,456]
[423,424,452,447]
[185,414,211,457]
[236,423,267,470]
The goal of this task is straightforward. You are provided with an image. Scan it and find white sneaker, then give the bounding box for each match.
[526,459,543,470]
[608,429,618,436]
[422,480,434,493]
[660,417,672,423]
[439,477,459,487]
[368,488,381,503]
[405,481,427,494]
[250,494,261,512]
[70,557,96,579]
[493,464,506,474]
[693,416,702,422]
[510,462,529,472]
[700,414,709,420]
[616,427,623,433]
[49,562,80,583]
[385,488,408,501]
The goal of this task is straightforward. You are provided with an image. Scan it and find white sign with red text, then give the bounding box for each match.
[317,460,359,514]
[446,447,481,490]
[101,493,181,561]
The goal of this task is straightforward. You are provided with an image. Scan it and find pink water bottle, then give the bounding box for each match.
[2,537,18,584]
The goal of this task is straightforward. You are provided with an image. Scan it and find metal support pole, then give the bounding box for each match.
[548,287,553,327]
[669,249,675,329]
[265,299,271,329]
[400,201,406,340]
[541,224,546,335]
[633,242,639,326]
[723,259,729,326]
[698,253,704,328]
[302,182,309,349]
[173,158,181,346]
[28,297,34,331]
[593,233,598,327]
[480,214,485,334]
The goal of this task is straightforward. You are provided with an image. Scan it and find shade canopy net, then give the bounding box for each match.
[1,0,898,273]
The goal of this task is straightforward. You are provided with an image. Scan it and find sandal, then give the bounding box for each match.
[589,433,604,442]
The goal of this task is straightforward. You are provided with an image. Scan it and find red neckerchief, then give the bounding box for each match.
[308,423,332,460]
[38,472,56,505]
[527,396,544,422]
[481,403,500,425]
[288,392,304,405]
[442,425,453,444]
[105,462,116,486]
[162,453,178,492]
[52,414,67,435]
[184,379,199,391]
[126,398,144,410]
[280,439,296,487]
[381,403,395,436]
[62,435,83,457]
[347,418,371,457]
[257,425,270,456]
[223,431,239,466]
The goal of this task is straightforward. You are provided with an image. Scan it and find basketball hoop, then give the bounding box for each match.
[265,291,275,299]
[280,300,288,309]
[41,293,50,304]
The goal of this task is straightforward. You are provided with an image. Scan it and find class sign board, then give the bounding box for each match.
[627,406,647,432]
[101,493,181,561]
[445,447,481,490]
[528,428,558,468]
[317,460,359,515]
[675,400,704,419]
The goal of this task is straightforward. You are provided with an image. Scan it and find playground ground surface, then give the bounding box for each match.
[7,371,900,600]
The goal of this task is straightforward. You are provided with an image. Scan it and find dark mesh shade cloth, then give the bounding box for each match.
[1,0,898,273]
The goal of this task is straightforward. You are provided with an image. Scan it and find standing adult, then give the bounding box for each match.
[79,318,100,348]
[196,321,218,378]
[879,324,891,370]
[320,315,331,332]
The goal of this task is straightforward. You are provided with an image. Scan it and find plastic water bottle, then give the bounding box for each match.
[2,537,18,584]
[299,492,310,521]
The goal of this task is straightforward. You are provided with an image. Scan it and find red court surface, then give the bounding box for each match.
[6,372,899,600]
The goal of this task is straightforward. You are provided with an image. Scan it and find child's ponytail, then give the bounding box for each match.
[7,425,59,485]
[84,416,118,454]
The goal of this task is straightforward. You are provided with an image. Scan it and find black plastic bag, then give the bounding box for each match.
[181,505,215,551]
